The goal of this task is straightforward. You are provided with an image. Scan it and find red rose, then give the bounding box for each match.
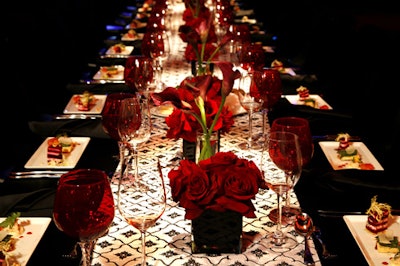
[169,152,266,220]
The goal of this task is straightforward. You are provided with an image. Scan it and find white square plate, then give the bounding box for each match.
[63,94,107,114]
[0,217,51,266]
[25,137,90,169]
[344,215,400,266]
[93,65,124,81]
[121,32,144,41]
[284,94,333,109]
[319,141,384,170]
[105,45,134,56]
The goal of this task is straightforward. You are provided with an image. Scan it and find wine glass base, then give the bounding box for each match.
[265,232,297,250]
[268,206,301,225]
[238,141,264,151]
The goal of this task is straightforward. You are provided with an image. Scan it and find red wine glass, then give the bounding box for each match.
[252,68,282,142]
[124,55,155,98]
[102,92,136,183]
[270,116,313,224]
[53,169,115,266]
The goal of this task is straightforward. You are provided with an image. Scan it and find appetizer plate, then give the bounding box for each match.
[121,32,144,41]
[92,65,124,81]
[105,45,134,56]
[344,215,400,266]
[0,217,51,266]
[124,21,147,30]
[319,141,384,170]
[284,94,333,110]
[64,94,107,114]
[25,137,90,169]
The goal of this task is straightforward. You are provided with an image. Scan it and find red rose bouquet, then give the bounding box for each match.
[169,151,267,220]
[151,62,241,161]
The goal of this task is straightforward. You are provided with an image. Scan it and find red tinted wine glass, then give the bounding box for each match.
[270,116,313,224]
[53,169,115,266]
[102,92,136,182]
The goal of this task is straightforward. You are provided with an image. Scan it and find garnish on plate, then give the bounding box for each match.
[334,133,375,170]
[0,212,28,266]
[72,91,97,111]
[366,195,392,234]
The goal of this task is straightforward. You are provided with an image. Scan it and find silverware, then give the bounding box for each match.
[317,210,362,218]
[9,170,68,179]
[53,114,102,120]
[295,212,315,266]
[312,135,361,141]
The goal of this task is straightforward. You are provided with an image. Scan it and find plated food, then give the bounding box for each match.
[344,196,399,265]
[25,137,90,169]
[105,43,134,56]
[1,213,50,266]
[64,94,106,114]
[92,65,124,81]
[319,134,383,170]
[121,30,144,41]
[284,86,332,110]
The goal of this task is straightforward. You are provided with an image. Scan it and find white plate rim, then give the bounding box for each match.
[0,217,51,266]
[24,137,90,169]
[105,45,134,55]
[343,215,400,266]
[284,94,333,110]
[92,65,125,81]
[319,141,384,170]
[63,94,107,114]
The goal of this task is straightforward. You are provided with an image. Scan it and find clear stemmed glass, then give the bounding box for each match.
[117,160,167,266]
[124,55,156,99]
[118,96,152,183]
[269,117,313,224]
[102,92,136,183]
[263,131,302,247]
[238,72,264,150]
[53,169,115,266]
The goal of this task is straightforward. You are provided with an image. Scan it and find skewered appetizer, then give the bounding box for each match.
[0,212,26,266]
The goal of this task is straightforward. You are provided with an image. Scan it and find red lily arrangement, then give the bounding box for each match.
[179,0,233,75]
[168,151,267,220]
[151,61,241,161]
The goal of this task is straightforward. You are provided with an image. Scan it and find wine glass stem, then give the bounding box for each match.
[247,110,253,147]
[133,145,139,181]
[276,193,283,234]
[141,231,147,266]
[78,240,95,266]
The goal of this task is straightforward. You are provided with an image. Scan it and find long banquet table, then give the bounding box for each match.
[88,5,322,264]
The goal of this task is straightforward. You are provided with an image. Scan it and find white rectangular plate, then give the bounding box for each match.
[0,217,51,266]
[105,45,134,55]
[64,94,107,114]
[25,137,90,169]
[319,141,384,170]
[285,94,333,109]
[93,65,124,81]
[344,215,400,266]
[121,32,144,41]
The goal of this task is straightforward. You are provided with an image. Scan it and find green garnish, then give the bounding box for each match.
[0,212,21,229]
